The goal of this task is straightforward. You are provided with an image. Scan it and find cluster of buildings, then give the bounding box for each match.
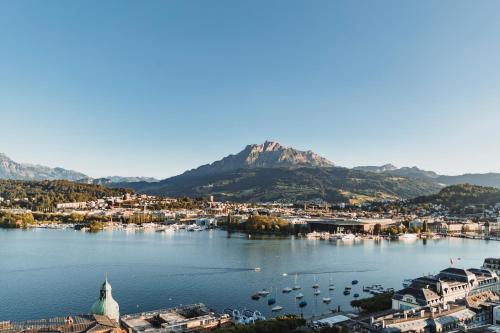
[341,258,500,333]
[3,191,500,240]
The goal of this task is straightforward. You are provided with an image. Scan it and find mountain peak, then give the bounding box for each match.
[185,142,333,176]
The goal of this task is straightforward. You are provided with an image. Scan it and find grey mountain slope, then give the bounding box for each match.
[0,153,87,181]
[182,141,333,177]
[0,153,156,183]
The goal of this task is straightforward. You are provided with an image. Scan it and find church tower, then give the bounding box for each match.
[91,275,120,322]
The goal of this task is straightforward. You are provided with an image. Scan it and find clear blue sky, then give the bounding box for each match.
[1,0,499,178]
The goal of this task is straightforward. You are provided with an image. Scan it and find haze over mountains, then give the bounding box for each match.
[354,164,500,188]
[2,141,500,203]
[0,153,87,181]
[0,153,156,184]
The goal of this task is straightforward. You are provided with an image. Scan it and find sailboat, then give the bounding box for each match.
[295,292,304,299]
[271,288,283,312]
[314,289,321,296]
[323,285,332,303]
[267,287,276,305]
[293,274,301,290]
[312,275,320,289]
[328,275,335,291]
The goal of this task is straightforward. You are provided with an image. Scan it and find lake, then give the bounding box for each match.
[0,228,498,321]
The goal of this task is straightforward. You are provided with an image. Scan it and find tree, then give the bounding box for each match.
[422,220,428,232]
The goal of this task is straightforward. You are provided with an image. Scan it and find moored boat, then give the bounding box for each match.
[258,289,270,296]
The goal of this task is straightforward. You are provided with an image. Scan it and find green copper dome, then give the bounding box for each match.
[91,277,120,321]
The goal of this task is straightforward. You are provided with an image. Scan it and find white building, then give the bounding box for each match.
[494,305,500,325]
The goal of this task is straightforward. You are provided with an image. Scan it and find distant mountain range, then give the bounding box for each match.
[354,164,500,187]
[81,176,159,185]
[0,153,157,184]
[111,142,441,202]
[0,153,87,181]
[3,142,500,203]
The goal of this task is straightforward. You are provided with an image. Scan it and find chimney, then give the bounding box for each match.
[420,310,425,318]
[382,320,386,329]
[370,317,375,325]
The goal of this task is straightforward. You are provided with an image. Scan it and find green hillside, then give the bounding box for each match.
[412,183,500,209]
[117,167,442,203]
[0,180,131,210]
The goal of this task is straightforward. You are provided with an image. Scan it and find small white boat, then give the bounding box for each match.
[341,233,356,241]
[314,289,321,296]
[306,231,322,240]
[398,233,418,241]
[322,297,331,303]
[295,293,304,299]
[258,289,270,296]
[271,305,283,312]
[282,287,292,293]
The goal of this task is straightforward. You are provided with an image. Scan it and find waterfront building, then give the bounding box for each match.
[56,202,88,210]
[195,218,217,227]
[409,219,424,230]
[494,304,500,325]
[484,258,500,276]
[307,217,394,233]
[120,304,231,333]
[91,277,120,322]
[392,266,500,311]
[0,315,123,333]
[366,292,500,333]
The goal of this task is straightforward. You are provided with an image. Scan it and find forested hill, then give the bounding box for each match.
[0,180,131,210]
[411,184,500,209]
[117,166,442,203]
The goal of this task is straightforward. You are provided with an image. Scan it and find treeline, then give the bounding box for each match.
[0,211,35,228]
[0,180,131,210]
[351,292,394,313]
[223,214,308,234]
[413,184,500,208]
[32,212,112,223]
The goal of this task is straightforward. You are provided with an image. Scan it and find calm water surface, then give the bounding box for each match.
[1,229,499,321]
